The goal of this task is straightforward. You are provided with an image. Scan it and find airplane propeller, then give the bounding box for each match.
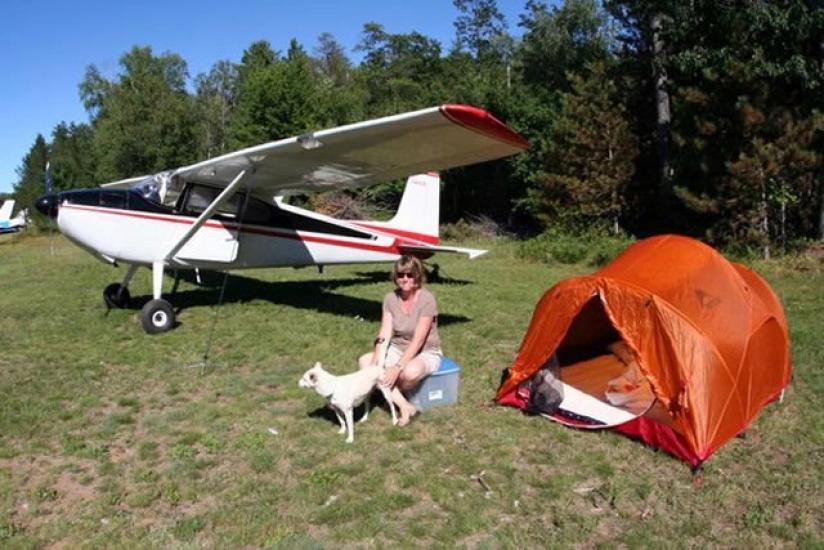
[35,162,59,219]
[41,161,57,256]
[45,161,53,193]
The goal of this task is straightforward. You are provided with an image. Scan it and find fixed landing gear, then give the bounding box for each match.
[139,260,176,334]
[140,299,175,334]
[103,264,138,309]
[103,283,131,309]
[102,263,176,334]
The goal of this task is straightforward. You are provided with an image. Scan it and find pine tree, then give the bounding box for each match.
[536,62,638,232]
[12,134,49,222]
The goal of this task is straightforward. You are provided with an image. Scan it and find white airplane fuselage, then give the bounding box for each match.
[57,201,412,271]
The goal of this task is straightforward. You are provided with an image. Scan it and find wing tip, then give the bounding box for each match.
[440,104,530,151]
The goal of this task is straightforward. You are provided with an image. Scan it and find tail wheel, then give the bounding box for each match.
[103,283,131,309]
[140,299,175,334]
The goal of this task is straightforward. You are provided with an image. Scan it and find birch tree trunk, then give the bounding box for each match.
[651,12,673,200]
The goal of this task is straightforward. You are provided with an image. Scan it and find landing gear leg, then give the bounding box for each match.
[103,264,138,309]
[140,261,175,334]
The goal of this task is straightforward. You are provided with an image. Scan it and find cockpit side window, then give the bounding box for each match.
[181,184,242,219]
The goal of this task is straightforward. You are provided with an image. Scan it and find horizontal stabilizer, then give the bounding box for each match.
[399,244,487,260]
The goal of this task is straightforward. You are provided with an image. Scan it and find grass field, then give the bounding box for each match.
[1,233,822,548]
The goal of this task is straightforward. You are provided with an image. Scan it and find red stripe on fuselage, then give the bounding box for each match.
[60,204,419,255]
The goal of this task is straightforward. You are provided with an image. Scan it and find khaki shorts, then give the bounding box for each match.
[386,344,442,376]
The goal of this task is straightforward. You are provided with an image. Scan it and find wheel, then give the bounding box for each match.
[140,299,175,334]
[103,283,131,309]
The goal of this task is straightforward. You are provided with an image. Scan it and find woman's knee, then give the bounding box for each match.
[398,359,427,389]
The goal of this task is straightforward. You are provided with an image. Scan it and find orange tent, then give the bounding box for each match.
[497,235,791,465]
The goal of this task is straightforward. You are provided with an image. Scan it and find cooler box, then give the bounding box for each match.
[408,357,460,409]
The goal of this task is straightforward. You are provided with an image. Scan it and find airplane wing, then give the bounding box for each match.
[173,104,528,196]
[101,175,151,189]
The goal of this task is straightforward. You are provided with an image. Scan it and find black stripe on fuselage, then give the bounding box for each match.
[59,189,376,240]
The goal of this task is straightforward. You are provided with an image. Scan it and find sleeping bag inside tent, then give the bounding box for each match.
[497,235,791,466]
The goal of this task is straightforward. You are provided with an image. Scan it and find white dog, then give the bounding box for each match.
[299,351,397,443]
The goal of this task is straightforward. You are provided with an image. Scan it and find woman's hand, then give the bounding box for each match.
[380,365,403,387]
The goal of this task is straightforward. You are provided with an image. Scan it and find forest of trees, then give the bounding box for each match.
[11,0,824,255]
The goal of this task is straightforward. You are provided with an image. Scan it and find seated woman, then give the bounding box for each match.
[359,255,442,426]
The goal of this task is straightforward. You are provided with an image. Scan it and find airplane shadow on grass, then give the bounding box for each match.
[120,270,472,327]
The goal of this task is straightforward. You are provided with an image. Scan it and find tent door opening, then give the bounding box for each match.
[548,296,663,429]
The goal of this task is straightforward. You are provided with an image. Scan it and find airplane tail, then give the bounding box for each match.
[379,173,441,243]
[354,173,487,260]
[0,200,14,221]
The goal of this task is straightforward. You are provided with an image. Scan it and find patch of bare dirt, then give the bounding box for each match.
[1,453,99,532]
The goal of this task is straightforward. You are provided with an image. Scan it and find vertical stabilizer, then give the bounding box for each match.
[383,173,440,242]
[0,200,14,221]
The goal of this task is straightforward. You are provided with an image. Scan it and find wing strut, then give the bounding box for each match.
[163,169,249,261]
[149,169,249,302]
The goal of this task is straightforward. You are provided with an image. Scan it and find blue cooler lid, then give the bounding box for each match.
[437,357,460,374]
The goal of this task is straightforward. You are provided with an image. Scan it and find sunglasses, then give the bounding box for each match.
[396,272,416,279]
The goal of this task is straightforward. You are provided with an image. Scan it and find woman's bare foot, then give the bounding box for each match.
[397,406,419,427]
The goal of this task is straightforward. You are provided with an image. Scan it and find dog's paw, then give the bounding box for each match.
[345,437,354,443]
[338,426,346,434]
[392,417,399,426]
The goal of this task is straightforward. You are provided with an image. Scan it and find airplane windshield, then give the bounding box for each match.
[130,175,163,204]
[129,171,180,206]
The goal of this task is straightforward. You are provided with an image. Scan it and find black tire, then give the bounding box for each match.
[103,283,131,309]
[140,299,175,334]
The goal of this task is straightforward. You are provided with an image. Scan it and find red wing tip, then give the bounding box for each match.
[440,104,530,150]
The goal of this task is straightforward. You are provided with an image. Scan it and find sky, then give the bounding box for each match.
[0,0,530,194]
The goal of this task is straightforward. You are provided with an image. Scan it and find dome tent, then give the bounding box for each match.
[497,235,791,466]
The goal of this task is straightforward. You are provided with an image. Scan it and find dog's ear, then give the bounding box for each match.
[314,361,322,369]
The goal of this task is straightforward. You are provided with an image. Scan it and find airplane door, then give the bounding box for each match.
[177,223,239,263]
[175,184,241,263]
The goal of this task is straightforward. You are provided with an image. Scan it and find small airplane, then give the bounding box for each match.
[36,104,529,334]
[0,200,27,234]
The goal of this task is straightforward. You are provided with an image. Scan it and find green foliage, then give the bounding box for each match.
[534,61,638,231]
[453,0,509,64]
[518,0,609,96]
[355,22,447,114]
[721,110,823,257]
[80,46,200,182]
[195,60,238,159]
[12,134,49,228]
[517,224,635,266]
[230,40,324,147]
[9,0,824,250]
